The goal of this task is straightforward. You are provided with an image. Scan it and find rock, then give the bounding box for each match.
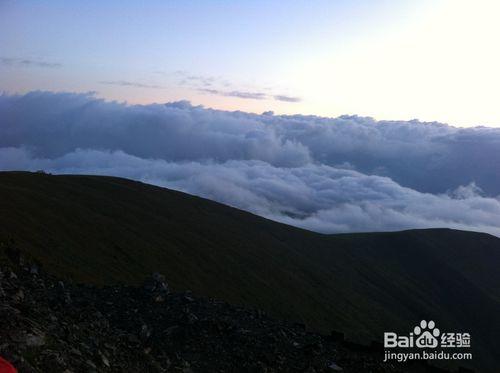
[328,361,343,371]
[98,351,110,367]
[140,324,151,341]
[143,272,169,294]
[184,311,198,324]
[183,291,194,302]
[12,289,24,302]
[85,359,97,369]
[0,257,414,373]
[25,333,45,347]
[153,294,165,303]
[69,348,82,356]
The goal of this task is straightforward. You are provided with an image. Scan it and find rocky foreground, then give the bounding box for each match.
[0,248,458,373]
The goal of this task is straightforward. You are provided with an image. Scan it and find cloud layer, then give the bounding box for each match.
[1,91,499,236]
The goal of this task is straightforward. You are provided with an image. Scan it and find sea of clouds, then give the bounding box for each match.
[1,91,499,235]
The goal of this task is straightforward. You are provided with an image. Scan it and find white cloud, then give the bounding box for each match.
[1,91,500,236]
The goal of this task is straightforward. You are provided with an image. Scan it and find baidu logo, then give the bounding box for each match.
[384,319,470,350]
[383,320,472,362]
[414,320,440,348]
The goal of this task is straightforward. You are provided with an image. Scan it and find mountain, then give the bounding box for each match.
[1,171,499,372]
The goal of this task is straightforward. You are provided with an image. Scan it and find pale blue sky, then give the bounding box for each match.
[1,0,499,127]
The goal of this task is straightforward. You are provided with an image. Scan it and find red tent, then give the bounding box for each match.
[0,357,16,373]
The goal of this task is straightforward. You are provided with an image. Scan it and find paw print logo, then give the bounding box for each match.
[414,320,440,348]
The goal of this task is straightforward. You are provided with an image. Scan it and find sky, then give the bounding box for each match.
[1,0,500,127]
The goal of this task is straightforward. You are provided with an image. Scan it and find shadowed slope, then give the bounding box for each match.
[1,171,499,371]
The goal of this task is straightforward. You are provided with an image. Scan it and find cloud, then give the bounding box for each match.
[199,88,302,102]
[273,95,302,103]
[173,70,301,103]
[1,57,62,68]
[199,88,267,100]
[1,91,500,236]
[175,72,219,88]
[99,81,165,89]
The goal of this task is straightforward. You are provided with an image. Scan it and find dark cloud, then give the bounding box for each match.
[1,57,62,68]
[273,95,302,103]
[1,91,499,236]
[99,80,165,89]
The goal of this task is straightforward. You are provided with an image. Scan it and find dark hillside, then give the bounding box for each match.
[1,172,499,371]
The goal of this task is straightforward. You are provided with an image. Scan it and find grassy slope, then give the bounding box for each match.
[1,171,499,371]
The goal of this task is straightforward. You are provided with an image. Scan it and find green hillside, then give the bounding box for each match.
[1,171,499,371]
